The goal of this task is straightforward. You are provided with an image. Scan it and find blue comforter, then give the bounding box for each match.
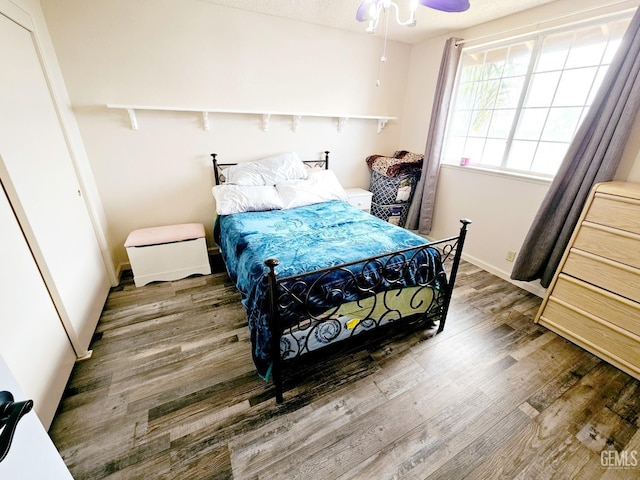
[215,200,444,378]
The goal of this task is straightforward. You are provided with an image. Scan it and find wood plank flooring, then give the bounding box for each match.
[48,261,640,479]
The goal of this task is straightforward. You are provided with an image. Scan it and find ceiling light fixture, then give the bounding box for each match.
[357,0,470,86]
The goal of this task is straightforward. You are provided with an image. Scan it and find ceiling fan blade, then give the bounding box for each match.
[419,0,470,13]
[356,0,380,22]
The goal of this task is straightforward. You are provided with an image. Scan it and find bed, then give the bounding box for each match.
[211,151,470,403]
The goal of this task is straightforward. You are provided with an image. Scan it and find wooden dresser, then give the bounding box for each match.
[536,181,640,379]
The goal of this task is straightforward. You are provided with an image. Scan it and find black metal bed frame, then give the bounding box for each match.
[211,151,330,185]
[211,152,471,403]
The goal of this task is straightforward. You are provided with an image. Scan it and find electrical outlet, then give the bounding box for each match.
[505,250,517,262]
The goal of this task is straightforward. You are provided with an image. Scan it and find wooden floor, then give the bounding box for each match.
[49,261,640,479]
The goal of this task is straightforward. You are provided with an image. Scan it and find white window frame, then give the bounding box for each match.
[442,12,634,179]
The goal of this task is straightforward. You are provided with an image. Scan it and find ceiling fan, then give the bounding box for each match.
[356,0,470,34]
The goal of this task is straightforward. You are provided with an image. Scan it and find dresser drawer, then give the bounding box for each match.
[563,249,640,304]
[345,188,372,212]
[551,274,640,336]
[539,300,640,378]
[573,222,640,270]
[586,193,640,235]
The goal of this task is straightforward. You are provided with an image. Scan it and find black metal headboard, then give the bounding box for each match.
[211,151,330,185]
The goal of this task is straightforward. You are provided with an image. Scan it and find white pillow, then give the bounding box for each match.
[276,170,348,209]
[225,152,308,186]
[223,164,264,186]
[211,185,284,215]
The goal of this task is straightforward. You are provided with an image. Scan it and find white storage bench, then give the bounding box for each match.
[124,223,211,287]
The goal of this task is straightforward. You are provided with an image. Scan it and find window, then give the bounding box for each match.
[442,15,632,177]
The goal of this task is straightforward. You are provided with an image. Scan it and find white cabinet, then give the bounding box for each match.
[345,188,373,213]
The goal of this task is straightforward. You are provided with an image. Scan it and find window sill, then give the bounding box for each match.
[440,163,553,186]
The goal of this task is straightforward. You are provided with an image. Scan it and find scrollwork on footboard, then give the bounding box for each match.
[266,218,471,403]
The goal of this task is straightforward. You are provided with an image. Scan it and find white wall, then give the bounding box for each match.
[41,0,640,289]
[40,0,413,274]
[401,0,640,296]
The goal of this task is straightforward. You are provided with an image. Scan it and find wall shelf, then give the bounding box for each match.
[106,104,397,134]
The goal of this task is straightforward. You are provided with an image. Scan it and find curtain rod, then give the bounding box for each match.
[455,0,637,48]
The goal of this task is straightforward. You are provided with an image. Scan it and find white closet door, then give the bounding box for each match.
[0,13,110,355]
[0,181,75,428]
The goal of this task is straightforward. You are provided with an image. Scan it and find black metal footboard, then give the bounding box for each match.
[265,218,471,403]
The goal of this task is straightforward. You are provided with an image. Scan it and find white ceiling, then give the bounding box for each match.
[202,0,562,44]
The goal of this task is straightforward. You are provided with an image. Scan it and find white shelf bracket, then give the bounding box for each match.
[262,113,271,132]
[202,111,210,131]
[292,115,302,133]
[338,117,349,133]
[126,108,138,130]
[377,118,389,134]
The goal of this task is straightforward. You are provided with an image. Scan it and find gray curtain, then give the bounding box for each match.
[511,7,640,287]
[406,37,462,233]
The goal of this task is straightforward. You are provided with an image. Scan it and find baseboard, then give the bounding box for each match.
[461,252,547,298]
[115,261,128,285]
